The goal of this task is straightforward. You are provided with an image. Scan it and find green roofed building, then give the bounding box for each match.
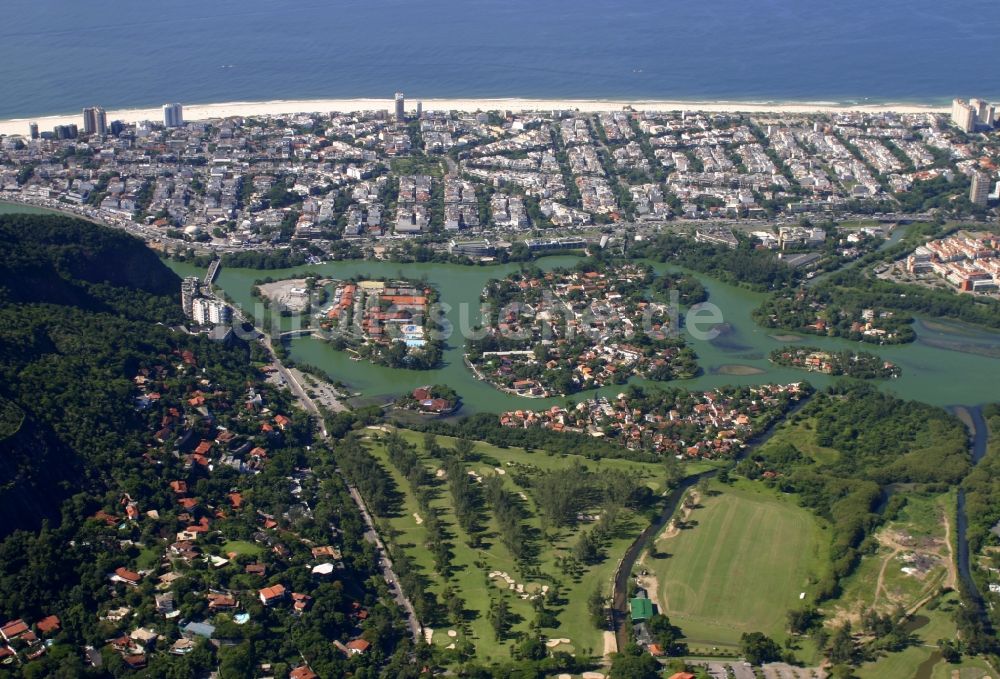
[630,597,653,622]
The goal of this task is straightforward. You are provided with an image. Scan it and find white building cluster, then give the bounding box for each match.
[951,98,996,133]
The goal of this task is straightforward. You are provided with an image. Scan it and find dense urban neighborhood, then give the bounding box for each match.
[498,383,807,457]
[0,98,998,270]
[890,230,1000,295]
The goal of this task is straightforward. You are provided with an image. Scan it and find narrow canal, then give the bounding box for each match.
[953,405,989,605]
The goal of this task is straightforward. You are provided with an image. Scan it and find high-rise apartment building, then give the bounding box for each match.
[952,97,997,132]
[951,99,977,133]
[54,124,78,140]
[83,106,107,136]
[82,107,96,135]
[181,277,201,317]
[163,103,184,128]
[394,92,405,121]
[28,122,38,140]
[970,171,991,206]
[975,100,997,127]
[192,297,232,326]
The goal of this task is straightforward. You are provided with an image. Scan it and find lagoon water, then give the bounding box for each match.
[164,256,1000,411]
[7,199,996,410]
[2,0,1000,119]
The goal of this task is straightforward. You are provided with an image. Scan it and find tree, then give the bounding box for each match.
[647,613,688,655]
[717,466,732,484]
[423,431,440,456]
[695,477,710,498]
[740,631,782,665]
[938,638,960,663]
[218,642,255,679]
[828,622,856,665]
[664,455,683,489]
[588,586,607,628]
[573,530,601,564]
[453,437,475,461]
[446,590,465,624]
[608,644,661,679]
[787,607,819,635]
[516,636,548,661]
[489,598,512,641]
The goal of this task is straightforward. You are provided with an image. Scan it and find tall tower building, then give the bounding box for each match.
[83,106,107,136]
[951,99,976,133]
[970,99,991,124]
[416,101,423,119]
[82,107,96,135]
[982,104,997,128]
[162,103,184,128]
[55,124,78,140]
[970,171,991,206]
[181,277,201,317]
[28,122,38,140]
[394,92,405,121]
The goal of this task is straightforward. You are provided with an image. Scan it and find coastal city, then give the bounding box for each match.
[7,0,1000,674]
[0,94,997,265]
[2,92,1000,679]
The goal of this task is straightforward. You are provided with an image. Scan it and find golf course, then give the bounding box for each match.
[359,427,716,662]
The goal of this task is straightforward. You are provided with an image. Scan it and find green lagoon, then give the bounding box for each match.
[0,202,66,216]
[11,202,986,411]
[165,256,1000,411]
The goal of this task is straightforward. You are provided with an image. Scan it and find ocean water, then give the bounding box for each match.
[1,0,998,119]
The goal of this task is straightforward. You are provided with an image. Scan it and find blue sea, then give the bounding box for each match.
[1,0,999,119]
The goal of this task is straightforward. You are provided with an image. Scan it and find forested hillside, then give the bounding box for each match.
[0,216,418,676]
[0,216,188,534]
[0,214,183,322]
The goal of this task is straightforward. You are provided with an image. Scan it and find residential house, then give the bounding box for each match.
[258,584,287,606]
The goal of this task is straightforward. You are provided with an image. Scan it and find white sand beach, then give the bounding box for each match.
[0,97,951,137]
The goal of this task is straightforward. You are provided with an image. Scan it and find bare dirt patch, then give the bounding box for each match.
[257,278,328,313]
[602,630,617,660]
[656,489,700,543]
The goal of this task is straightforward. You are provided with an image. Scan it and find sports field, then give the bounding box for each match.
[652,480,830,648]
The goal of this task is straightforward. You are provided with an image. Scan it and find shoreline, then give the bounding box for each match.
[0,96,951,137]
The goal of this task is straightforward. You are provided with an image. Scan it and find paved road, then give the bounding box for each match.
[253,322,423,643]
[347,484,423,642]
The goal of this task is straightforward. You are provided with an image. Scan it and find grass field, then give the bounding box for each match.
[136,545,162,570]
[649,479,830,649]
[389,156,445,177]
[362,427,713,662]
[222,540,264,557]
